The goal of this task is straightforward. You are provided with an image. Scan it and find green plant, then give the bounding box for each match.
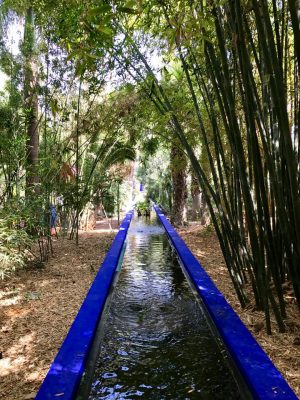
[0,198,47,278]
[0,216,33,279]
[136,200,150,215]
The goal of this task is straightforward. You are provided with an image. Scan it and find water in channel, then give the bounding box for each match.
[88,216,242,400]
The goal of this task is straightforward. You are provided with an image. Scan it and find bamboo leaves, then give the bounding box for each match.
[112,0,300,333]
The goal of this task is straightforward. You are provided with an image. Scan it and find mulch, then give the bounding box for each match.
[178,223,300,398]
[0,221,299,399]
[0,230,115,400]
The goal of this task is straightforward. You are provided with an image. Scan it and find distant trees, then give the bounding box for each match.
[170,140,187,225]
[0,0,299,333]
[108,0,300,333]
[0,1,136,275]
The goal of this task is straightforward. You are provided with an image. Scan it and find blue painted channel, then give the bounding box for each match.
[35,210,133,400]
[153,205,297,400]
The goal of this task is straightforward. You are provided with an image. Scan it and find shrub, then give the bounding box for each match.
[0,217,33,279]
[0,199,44,279]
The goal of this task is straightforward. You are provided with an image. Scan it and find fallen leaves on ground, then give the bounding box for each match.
[1,222,299,399]
[0,230,115,400]
[178,223,300,398]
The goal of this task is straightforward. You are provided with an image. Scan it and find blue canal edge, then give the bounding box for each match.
[154,205,297,400]
[35,210,133,400]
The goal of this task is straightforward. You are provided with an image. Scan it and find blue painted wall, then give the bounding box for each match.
[154,205,297,400]
[35,211,133,400]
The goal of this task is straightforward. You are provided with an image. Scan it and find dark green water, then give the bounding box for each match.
[88,217,242,399]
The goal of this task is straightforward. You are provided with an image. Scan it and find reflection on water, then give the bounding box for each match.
[88,217,241,400]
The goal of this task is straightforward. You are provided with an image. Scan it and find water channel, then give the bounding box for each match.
[86,216,242,399]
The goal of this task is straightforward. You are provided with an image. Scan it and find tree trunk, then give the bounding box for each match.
[170,141,187,226]
[199,192,209,225]
[288,0,300,68]
[24,7,39,193]
[191,171,201,220]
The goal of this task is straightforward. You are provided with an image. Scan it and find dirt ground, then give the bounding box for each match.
[0,219,299,399]
[178,223,300,398]
[0,221,116,400]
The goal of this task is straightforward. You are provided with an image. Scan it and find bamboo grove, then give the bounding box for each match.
[0,0,300,334]
[112,0,300,334]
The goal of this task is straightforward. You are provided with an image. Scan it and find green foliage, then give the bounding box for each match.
[102,192,115,215]
[137,147,172,210]
[0,219,31,279]
[1,0,299,335]
[136,200,150,214]
[0,200,39,279]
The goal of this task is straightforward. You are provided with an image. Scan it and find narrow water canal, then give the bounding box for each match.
[87,216,242,399]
